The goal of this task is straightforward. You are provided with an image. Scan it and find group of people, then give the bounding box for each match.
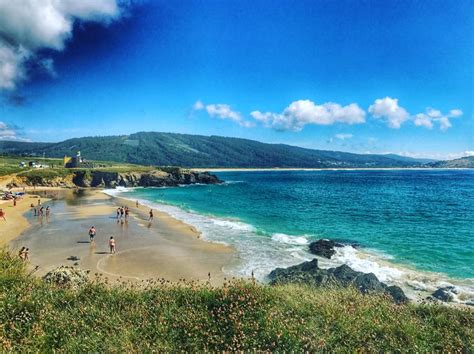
[31,203,50,217]
[88,226,116,254]
[116,206,130,220]
[18,247,29,261]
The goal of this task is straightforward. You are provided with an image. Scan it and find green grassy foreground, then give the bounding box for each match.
[0,250,472,351]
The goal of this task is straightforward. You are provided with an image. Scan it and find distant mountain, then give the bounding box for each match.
[427,156,474,168]
[0,132,435,168]
[382,154,436,164]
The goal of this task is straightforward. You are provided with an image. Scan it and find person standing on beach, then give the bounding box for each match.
[120,207,125,219]
[116,207,120,219]
[89,226,96,242]
[125,207,129,219]
[13,198,16,207]
[148,209,153,221]
[0,209,5,221]
[109,237,116,254]
[136,200,139,208]
[18,247,25,260]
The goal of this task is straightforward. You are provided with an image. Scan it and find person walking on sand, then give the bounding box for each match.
[148,209,154,221]
[109,236,116,254]
[136,200,139,208]
[89,226,96,242]
[13,198,16,207]
[120,207,125,219]
[0,208,5,221]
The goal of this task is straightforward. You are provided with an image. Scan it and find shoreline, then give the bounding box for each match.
[3,185,473,307]
[7,188,238,285]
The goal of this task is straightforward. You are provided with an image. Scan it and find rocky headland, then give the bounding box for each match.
[6,168,221,189]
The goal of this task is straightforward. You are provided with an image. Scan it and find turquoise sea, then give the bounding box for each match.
[110,169,474,302]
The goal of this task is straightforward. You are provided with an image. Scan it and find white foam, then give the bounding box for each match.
[271,233,309,245]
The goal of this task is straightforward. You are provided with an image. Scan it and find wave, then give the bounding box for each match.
[109,188,474,305]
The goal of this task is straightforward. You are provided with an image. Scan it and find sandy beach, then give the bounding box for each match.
[0,192,48,247]
[6,189,237,285]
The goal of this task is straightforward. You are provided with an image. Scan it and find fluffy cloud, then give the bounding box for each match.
[413,107,463,131]
[368,97,409,129]
[251,100,365,131]
[193,101,254,128]
[0,121,29,141]
[369,97,462,131]
[0,0,122,90]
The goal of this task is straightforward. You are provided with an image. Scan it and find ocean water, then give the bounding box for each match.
[108,169,474,302]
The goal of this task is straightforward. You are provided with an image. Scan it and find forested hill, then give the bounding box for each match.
[0,132,432,168]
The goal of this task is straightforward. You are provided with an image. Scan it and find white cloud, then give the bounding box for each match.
[335,133,353,140]
[0,0,122,90]
[0,121,29,141]
[370,97,462,131]
[368,97,409,129]
[413,113,434,129]
[449,109,463,117]
[251,99,365,131]
[193,101,254,128]
[413,108,462,131]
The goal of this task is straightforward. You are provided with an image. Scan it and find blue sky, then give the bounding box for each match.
[0,0,472,159]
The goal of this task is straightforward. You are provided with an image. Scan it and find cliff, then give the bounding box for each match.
[6,168,221,189]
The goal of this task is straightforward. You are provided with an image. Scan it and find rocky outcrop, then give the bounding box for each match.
[268,259,408,304]
[43,266,89,289]
[430,286,458,302]
[309,239,343,258]
[7,169,221,189]
[308,239,359,259]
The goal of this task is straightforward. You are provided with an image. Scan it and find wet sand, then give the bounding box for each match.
[0,193,47,247]
[9,189,238,285]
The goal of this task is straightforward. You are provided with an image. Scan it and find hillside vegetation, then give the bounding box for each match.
[0,250,472,351]
[0,132,432,168]
[428,156,474,168]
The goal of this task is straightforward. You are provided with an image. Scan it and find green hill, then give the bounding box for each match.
[428,156,474,168]
[0,132,431,168]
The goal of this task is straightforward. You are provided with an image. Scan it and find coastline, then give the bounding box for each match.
[7,188,237,285]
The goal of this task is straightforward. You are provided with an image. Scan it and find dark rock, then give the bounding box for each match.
[353,273,386,294]
[308,239,344,259]
[268,259,409,304]
[432,286,457,302]
[328,264,359,285]
[386,285,409,304]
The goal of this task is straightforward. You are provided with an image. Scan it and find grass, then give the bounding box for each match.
[0,249,472,351]
[0,155,164,180]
